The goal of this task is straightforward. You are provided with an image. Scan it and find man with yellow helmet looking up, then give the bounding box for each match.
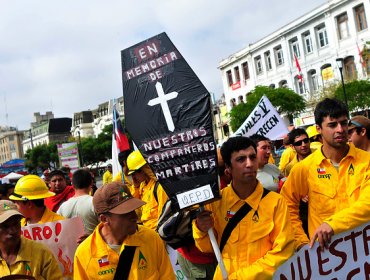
[126,150,168,230]
[9,175,64,226]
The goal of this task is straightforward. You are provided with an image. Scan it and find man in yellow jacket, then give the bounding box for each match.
[73,182,175,279]
[194,136,294,279]
[281,98,370,251]
[9,175,64,226]
[0,200,62,279]
[127,151,168,230]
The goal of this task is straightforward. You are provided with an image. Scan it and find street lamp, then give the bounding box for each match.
[77,130,84,167]
[336,58,348,109]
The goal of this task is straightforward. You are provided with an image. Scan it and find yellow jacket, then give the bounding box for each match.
[0,236,62,279]
[102,170,113,185]
[278,147,296,172]
[21,207,64,226]
[281,143,370,248]
[193,183,294,279]
[74,223,175,280]
[112,170,140,198]
[139,178,168,230]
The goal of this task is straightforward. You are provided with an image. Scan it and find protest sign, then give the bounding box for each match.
[121,32,219,210]
[21,217,84,279]
[273,221,370,279]
[57,142,80,172]
[233,95,288,140]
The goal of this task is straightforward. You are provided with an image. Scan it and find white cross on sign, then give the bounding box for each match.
[148,82,179,132]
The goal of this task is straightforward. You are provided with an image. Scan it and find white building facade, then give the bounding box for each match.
[220,0,370,127]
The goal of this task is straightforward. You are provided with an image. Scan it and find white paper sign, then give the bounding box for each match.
[21,217,84,279]
[177,184,214,209]
[233,95,288,140]
[274,221,370,279]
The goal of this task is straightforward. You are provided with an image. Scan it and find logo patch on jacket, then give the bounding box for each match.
[348,163,354,175]
[226,210,235,219]
[98,257,110,267]
[138,251,147,270]
[317,168,331,179]
[317,168,326,174]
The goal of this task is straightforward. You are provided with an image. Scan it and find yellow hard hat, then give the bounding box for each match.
[9,175,55,201]
[127,150,146,175]
[306,125,319,139]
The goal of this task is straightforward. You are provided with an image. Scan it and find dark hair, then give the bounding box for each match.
[352,126,370,140]
[314,98,348,127]
[72,169,93,189]
[288,128,308,144]
[30,199,45,208]
[249,134,270,146]
[220,137,256,167]
[49,169,66,179]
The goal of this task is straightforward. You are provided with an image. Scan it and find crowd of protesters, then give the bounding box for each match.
[0,97,369,279]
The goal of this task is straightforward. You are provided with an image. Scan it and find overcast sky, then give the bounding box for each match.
[0,0,328,130]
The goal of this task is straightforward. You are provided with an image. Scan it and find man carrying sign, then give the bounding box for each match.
[281,98,370,251]
[194,137,294,279]
[0,200,62,278]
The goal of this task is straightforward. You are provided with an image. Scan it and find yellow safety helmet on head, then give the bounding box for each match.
[127,150,146,175]
[9,175,55,201]
[306,125,319,139]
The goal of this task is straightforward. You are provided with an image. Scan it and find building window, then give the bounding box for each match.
[255,56,263,74]
[238,96,244,104]
[230,98,236,108]
[290,37,300,58]
[242,62,250,81]
[308,69,319,93]
[344,56,357,80]
[336,13,349,40]
[234,66,240,82]
[264,51,272,71]
[316,24,329,48]
[274,45,284,66]
[302,32,313,54]
[295,76,305,94]
[279,80,288,88]
[354,4,367,32]
[226,70,233,86]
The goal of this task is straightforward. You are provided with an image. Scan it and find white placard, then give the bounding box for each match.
[274,221,370,279]
[233,95,288,140]
[176,184,214,209]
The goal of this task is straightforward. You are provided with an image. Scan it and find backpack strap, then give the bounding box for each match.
[153,181,160,203]
[113,246,136,280]
[219,188,270,253]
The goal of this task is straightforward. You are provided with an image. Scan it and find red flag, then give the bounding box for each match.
[356,42,366,68]
[113,106,130,152]
[294,54,303,83]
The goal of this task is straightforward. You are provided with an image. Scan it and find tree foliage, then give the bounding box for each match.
[334,79,370,112]
[80,124,113,165]
[229,86,306,131]
[25,143,58,173]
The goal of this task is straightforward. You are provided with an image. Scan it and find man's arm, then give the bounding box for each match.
[280,162,310,248]
[192,208,215,253]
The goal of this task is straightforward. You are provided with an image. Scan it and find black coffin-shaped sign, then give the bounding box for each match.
[121,32,219,210]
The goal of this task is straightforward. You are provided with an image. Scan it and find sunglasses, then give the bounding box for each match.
[293,138,309,146]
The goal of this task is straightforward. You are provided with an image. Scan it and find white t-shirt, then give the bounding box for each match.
[257,164,281,192]
[57,195,99,235]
